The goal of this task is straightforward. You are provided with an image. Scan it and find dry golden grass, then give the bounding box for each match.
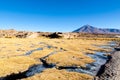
[0,38,44,57]
[0,56,40,77]
[46,51,94,67]
[0,38,114,79]
[23,68,93,80]
[29,48,58,59]
[42,39,109,54]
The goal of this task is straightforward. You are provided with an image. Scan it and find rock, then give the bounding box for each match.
[27,33,39,38]
[96,51,120,80]
[114,47,120,51]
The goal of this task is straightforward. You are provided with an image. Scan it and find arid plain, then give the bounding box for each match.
[0,36,119,80]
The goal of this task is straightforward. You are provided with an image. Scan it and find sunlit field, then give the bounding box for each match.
[0,38,117,80]
[23,68,93,80]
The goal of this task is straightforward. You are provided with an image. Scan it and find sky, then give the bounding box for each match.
[0,0,120,32]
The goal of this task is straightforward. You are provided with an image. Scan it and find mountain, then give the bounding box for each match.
[73,25,120,34]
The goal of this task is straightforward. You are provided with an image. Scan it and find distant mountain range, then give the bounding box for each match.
[73,25,120,34]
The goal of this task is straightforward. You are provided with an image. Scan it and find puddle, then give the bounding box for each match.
[25,44,58,56]
[25,63,55,77]
[25,48,43,55]
[108,41,117,46]
[41,49,63,59]
[0,63,56,80]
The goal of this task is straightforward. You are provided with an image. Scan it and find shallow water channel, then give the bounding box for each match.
[66,52,110,76]
[65,42,116,76]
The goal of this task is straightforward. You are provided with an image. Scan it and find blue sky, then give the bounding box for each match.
[0,0,120,32]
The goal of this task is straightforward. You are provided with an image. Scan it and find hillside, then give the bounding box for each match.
[73,25,120,34]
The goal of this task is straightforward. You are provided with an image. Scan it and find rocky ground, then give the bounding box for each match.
[0,29,119,38]
[96,50,120,80]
